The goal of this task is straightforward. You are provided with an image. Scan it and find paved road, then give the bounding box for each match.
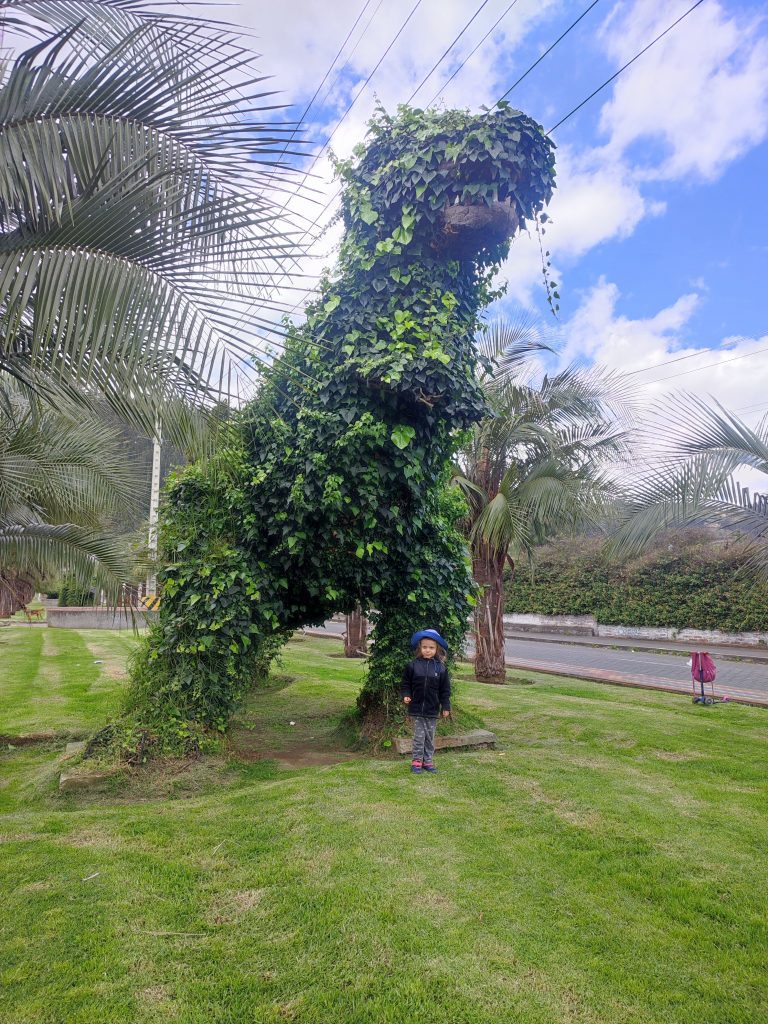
[503,636,768,707]
[306,621,767,707]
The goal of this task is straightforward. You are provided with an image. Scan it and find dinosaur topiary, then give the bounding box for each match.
[126,103,556,748]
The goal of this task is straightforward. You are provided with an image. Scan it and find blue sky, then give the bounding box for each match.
[219,0,768,424]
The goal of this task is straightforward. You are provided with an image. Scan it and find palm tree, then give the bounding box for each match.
[0,0,303,441]
[609,398,768,581]
[453,321,631,683]
[0,376,140,616]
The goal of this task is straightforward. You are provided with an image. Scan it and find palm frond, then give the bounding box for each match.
[0,519,131,595]
[1,5,306,419]
[647,393,768,469]
[0,376,142,523]
[460,318,633,562]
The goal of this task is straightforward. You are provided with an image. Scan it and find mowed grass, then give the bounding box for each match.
[0,633,767,1023]
[0,627,138,735]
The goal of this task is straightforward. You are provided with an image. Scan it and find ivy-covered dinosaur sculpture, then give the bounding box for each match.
[128,104,555,745]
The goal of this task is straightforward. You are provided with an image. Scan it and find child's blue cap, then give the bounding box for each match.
[411,629,448,653]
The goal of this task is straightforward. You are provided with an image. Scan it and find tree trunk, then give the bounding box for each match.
[0,571,35,618]
[344,607,369,657]
[472,542,507,683]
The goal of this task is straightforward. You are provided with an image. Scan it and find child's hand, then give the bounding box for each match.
[403,696,411,704]
[442,710,450,717]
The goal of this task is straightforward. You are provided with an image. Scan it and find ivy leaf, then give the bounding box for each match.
[390,425,416,449]
[324,295,341,313]
[359,202,379,225]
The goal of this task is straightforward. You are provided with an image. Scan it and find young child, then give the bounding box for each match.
[401,628,451,774]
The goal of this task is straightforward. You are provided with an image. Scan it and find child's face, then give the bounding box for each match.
[419,639,438,659]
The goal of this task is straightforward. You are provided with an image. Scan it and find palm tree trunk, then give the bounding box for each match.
[472,542,507,683]
[0,571,35,618]
[344,607,368,657]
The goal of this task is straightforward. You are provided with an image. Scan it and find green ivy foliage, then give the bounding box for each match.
[505,535,768,633]
[128,104,556,742]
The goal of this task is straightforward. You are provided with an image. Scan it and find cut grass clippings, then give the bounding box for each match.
[0,633,767,1023]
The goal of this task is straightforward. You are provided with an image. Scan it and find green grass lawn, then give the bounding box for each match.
[0,627,137,736]
[1,632,766,1023]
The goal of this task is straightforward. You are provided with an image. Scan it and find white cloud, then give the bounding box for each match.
[598,0,768,181]
[561,279,768,487]
[499,1,768,311]
[499,145,666,307]
[562,278,768,412]
[194,1,768,338]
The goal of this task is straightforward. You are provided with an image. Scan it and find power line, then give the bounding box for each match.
[312,0,388,117]
[497,0,603,104]
[426,0,521,106]
[547,0,707,135]
[639,344,768,387]
[270,1,712,330]
[272,0,377,177]
[224,1,387,344]
[626,343,752,378]
[230,0,429,338]
[407,0,494,104]
[307,0,605,250]
[310,0,427,170]
[281,0,591,315]
[285,0,712,326]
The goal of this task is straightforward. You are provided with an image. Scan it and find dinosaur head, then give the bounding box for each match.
[340,103,556,262]
[295,105,556,430]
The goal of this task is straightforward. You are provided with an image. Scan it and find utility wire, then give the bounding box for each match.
[312,0,388,118]
[638,344,768,387]
[625,341,760,377]
[304,0,606,257]
[406,0,493,103]
[497,0,603,104]
[229,0,427,337]
[269,1,711,328]
[224,0,386,345]
[547,0,707,134]
[272,0,377,177]
[309,0,426,172]
[426,0,521,106]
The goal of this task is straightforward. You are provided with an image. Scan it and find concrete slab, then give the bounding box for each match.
[395,729,496,755]
[59,767,122,792]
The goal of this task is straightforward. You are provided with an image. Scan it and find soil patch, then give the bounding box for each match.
[233,742,362,769]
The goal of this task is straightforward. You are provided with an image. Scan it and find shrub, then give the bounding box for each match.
[505,532,768,632]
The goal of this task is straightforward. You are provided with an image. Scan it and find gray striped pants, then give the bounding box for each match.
[411,715,437,764]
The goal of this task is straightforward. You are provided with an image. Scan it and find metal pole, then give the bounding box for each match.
[146,422,162,596]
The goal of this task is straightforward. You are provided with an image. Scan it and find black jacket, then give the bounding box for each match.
[400,657,451,718]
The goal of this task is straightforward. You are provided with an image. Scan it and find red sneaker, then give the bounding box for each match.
[411,760,422,774]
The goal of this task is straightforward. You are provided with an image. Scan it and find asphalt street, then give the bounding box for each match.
[308,620,767,707]
[502,635,768,706]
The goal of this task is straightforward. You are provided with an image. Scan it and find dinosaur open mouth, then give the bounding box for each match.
[436,199,519,256]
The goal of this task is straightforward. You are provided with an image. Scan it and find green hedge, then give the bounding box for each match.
[505,534,768,633]
[57,574,94,608]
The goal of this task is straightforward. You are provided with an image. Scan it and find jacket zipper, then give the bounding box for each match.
[418,658,439,716]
